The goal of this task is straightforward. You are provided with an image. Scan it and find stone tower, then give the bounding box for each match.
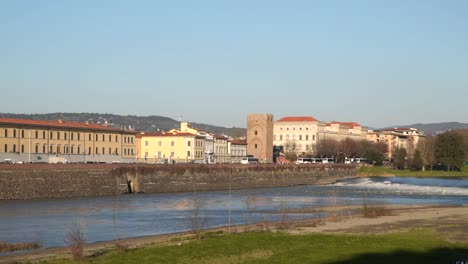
[247,113,274,163]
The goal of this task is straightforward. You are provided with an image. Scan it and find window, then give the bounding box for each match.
[145,151,148,158]
[57,145,61,154]
[187,151,191,157]
[158,151,161,158]
[255,144,258,149]
[306,127,309,130]
[131,149,134,155]
[71,133,74,140]
[109,148,112,155]
[43,145,46,153]
[4,144,7,152]
[109,135,112,142]
[124,149,127,155]
[115,135,118,142]
[88,147,91,154]
[96,147,99,154]
[71,146,74,154]
[306,135,309,140]
[102,147,105,154]
[306,145,309,150]
[35,131,38,139]
[64,133,67,140]
[171,141,174,147]
[4,129,7,138]
[21,130,25,138]
[89,134,92,141]
[299,135,302,140]
[145,141,149,146]
[158,141,162,147]
[102,135,105,141]
[313,135,315,141]
[131,137,134,144]
[255,130,258,135]
[273,135,276,141]
[115,148,118,155]
[187,141,191,147]
[21,145,24,153]
[43,131,46,139]
[170,151,174,157]
[13,144,16,153]
[64,146,68,154]
[286,135,289,140]
[13,130,17,138]
[78,146,81,154]
[50,131,53,139]
[35,145,39,153]
[96,134,99,141]
[78,133,80,141]
[280,135,283,140]
[57,132,60,140]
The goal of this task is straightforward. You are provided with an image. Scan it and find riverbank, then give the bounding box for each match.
[357,166,468,177]
[3,204,468,263]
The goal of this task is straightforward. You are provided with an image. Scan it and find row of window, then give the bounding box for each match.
[3,144,121,155]
[2,129,133,143]
[277,127,311,131]
[144,140,205,148]
[123,148,134,156]
[274,134,316,141]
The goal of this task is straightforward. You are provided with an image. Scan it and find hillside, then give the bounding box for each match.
[382,122,468,135]
[0,113,246,138]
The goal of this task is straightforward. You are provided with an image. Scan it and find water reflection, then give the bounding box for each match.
[0,177,467,249]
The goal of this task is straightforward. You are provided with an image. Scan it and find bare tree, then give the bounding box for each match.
[316,138,338,158]
[283,140,297,153]
[417,135,436,171]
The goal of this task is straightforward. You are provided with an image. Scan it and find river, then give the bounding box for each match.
[0,176,467,250]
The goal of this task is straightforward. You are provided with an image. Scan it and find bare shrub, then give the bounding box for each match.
[65,222,86,260]
[243,196,256,231]
[361,203,392,218]
[191,196,206,239]
[277,201,290,231]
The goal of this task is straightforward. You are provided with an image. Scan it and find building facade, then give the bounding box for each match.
[137,131,205,163]
[229,140,247,163]
[273,116,320,155]
[0,117,136,163]
[247,113,274,163]
[367,128,425,159]
[272,116,368,157]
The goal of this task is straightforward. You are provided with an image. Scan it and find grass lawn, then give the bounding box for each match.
[41,230,468,264]
[358,166,468,177]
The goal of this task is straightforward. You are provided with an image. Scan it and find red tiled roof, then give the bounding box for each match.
[276,116,318,122]
[230,140,247,145]
[0,117,135,133]
[138,131,201,138]
[326,121,361,128]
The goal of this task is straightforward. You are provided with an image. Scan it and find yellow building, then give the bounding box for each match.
[137,131,205,163]
[0,117,137,163]
[367,128,425,159]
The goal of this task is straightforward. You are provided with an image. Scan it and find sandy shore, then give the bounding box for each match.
[1,204,467,263]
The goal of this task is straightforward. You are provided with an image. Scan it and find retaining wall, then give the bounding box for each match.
[0,164,357,200]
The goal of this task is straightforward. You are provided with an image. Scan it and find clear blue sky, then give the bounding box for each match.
[1,0,467,128]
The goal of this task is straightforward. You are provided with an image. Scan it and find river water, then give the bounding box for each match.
[0,176,467,250]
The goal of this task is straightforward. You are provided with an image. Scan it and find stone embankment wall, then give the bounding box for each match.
[0,164,357,200]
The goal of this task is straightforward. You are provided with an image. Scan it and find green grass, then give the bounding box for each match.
[40,230,468,264]
[358,166,468,177]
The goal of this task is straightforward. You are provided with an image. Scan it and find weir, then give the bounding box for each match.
[0,164,357,200]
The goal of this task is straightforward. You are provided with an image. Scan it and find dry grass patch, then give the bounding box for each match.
[0,241,41,253]
[361,204,392,218]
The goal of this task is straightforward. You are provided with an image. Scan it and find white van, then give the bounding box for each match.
[241,157,259,164]
[295,158,314,164]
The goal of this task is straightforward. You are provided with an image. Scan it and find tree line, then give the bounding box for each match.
[286,130,467,171]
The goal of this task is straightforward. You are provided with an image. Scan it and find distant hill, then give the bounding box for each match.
[0,113,246,138]
[381,122,468,135]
